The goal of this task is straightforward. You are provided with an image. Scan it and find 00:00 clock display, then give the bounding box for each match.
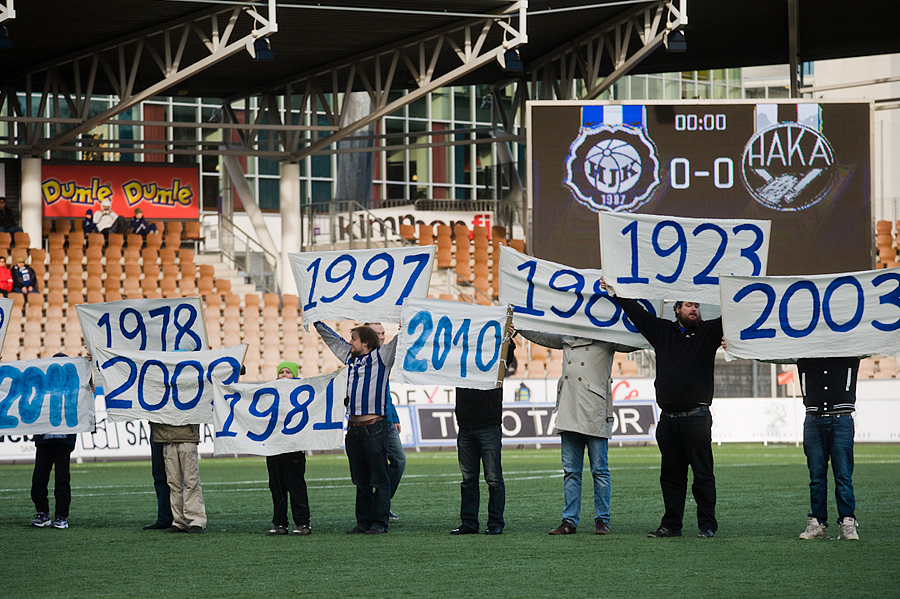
[674,113,727,131]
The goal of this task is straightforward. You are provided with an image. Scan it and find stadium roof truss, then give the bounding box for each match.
[0,0,692,161]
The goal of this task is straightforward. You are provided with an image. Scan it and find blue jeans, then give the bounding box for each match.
[386,423,406,498]
[345,419,391,531]
[560,431,610,527]
[803,413,855,525]
[457,425,505,531]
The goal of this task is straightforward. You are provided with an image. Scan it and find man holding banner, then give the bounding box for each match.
[603,280,722,539]
[151,421,207,534]
[316,322,399,535]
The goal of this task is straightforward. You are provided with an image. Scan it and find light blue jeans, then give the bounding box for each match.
[560,431,610,527]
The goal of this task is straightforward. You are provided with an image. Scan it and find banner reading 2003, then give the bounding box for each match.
[721,268,900,360]
[289,246,435,325]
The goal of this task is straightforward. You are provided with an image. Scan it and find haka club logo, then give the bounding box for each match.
[564,125,661,213]
[741,122,836,211]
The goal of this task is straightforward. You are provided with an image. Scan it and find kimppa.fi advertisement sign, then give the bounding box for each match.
[41,163,200,220]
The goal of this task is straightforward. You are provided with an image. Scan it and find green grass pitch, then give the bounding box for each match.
[2,444,898,598]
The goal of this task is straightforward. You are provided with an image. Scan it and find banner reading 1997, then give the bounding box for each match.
[600,212,770,305]
[95,345,247,425]
[499,245,652,348]
[721,268,900,360]
[394,299,511,390]
[289,246,435,325]
[0,357,94,435]
[212,369,347,456]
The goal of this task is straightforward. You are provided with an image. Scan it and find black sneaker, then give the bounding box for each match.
[697,529,715,538]
[647,526,682,538]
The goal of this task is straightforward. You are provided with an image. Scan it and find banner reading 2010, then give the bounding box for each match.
[394,299,511,390]
[0,357,95,435]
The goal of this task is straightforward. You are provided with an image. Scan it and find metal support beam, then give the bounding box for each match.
[527,0,687,101]
[788,0,799,98]
[3,1,277,156]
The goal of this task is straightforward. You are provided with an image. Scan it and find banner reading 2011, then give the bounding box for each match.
[212,368,347,456]
[0,357,95,434]
[289,246,435,325]
[394,299,511,390]
[499,246,652,348]
[721,268,900,360]
[600,212,770,304]
[95,345,247,425]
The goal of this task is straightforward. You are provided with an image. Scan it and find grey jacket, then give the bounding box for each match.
[520,331,635,439]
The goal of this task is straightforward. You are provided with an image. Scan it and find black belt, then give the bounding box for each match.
[662,405,710,418]
[808,411,853,418]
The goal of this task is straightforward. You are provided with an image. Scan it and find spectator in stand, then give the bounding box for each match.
[0,255,13,297]
[12,257,39,296]
[130,208,158,237]
[82,210,99,234]
[0,197,22,233]
[93,199,128,235]
[265,361,312,536]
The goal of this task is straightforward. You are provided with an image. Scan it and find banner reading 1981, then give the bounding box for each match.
[289,246,435,325]
[600,212,770,305]
[721,268,900,360]
[212,369,347,456]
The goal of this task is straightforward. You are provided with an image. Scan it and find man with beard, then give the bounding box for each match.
[602,280,722,539]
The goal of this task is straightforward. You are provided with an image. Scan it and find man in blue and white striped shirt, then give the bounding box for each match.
[315,321,398,534]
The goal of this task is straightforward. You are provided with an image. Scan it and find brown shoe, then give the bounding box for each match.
[549,520,577,535]
[595,518,610,535]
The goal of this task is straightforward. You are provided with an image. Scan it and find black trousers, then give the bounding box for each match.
[656,410,717,533]
[266,451,310,528]
[151,440,174,526]
[31,443,73,519]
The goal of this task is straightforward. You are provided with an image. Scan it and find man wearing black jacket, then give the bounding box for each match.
[603,281,722,539]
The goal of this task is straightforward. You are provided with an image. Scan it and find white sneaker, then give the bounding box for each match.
[839,517,859,540]
[799,516,828,539]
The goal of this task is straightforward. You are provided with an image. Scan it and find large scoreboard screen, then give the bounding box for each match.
[527,100,873,275]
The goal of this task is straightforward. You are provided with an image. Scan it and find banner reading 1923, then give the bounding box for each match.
[212,368,347,456]
[289,246,435,325]
[721,268,900,360]
[600,212,771,305]
[0,357,95,434]
[95,345,247,425]
[394,299,511,390]
[498,245,653,349]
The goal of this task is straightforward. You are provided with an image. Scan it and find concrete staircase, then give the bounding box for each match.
[194,252,258,296]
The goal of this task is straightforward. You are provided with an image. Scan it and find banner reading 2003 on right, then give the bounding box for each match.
[526,100,873,276]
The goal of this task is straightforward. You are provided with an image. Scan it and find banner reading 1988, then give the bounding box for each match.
[528,101,872,276]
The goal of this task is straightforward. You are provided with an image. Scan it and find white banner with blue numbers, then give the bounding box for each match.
[600,212,770,305]
[498,245,651,348]
[96,345,247,425]
[0,357,95,435]
[721,268,900,360]
[212,368,347,456]
[289,245,435,325]
[394,299,511,390]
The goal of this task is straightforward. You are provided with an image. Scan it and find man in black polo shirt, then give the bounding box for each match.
[796,357,859,541]
[603,281,722,539]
